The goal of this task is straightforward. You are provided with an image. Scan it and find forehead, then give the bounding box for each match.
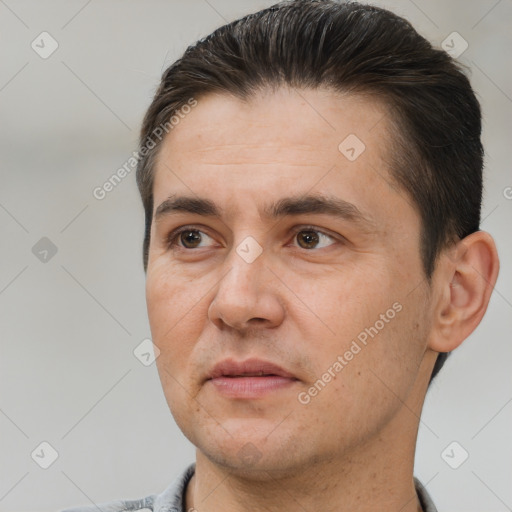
[157,87,390,164]
[152,87,415,233]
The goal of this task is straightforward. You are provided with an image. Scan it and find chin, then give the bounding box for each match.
[193,420,313,476]
[203,447,302,479]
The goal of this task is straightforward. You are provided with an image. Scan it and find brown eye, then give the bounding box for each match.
[293,227,337,250]
[180,230,202,248]
[296,230,320,249]
[166,227,215,250]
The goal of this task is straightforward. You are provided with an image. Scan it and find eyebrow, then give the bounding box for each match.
[154,193,377,231]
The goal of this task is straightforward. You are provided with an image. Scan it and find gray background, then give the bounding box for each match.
[1,1,511,511]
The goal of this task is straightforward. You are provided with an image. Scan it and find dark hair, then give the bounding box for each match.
[135,0,484,385]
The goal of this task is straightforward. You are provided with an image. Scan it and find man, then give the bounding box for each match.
[62,1,499,511]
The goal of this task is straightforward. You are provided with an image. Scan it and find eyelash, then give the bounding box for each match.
[165,225,341,251]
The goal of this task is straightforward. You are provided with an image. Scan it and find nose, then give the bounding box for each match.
[207,247,286,332]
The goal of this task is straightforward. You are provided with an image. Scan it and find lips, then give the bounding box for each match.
[206,358,298,398]
[207,358,297,380]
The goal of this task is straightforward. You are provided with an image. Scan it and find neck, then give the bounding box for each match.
[185,412,423,512]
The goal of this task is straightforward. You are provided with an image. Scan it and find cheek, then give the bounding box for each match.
[155,353,201,441]
[149,274,204,429]
[146,269,207,385]
[295,267,423,398]
[292,264,388,346]
[296,310,423,447]
[146,266,204,337]
[337,296,427,408]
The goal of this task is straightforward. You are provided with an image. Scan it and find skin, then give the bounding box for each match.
[145,87,499,512]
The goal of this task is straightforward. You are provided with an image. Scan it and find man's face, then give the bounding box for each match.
[146,87,435,474]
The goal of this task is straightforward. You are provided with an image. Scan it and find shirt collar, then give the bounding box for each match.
[153,462,195,512]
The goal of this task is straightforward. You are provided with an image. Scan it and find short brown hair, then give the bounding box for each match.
[136,0,485,384]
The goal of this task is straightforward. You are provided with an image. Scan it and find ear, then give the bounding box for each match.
[427,231,500,353]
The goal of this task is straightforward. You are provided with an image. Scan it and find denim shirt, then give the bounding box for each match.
[60,462,438,512]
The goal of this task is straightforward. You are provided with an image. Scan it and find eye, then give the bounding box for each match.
[166,227,216,250]
[290,226,338,250]
[165,225,341,252]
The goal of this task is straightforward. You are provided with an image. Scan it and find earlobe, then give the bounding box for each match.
[427,231,500,353]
